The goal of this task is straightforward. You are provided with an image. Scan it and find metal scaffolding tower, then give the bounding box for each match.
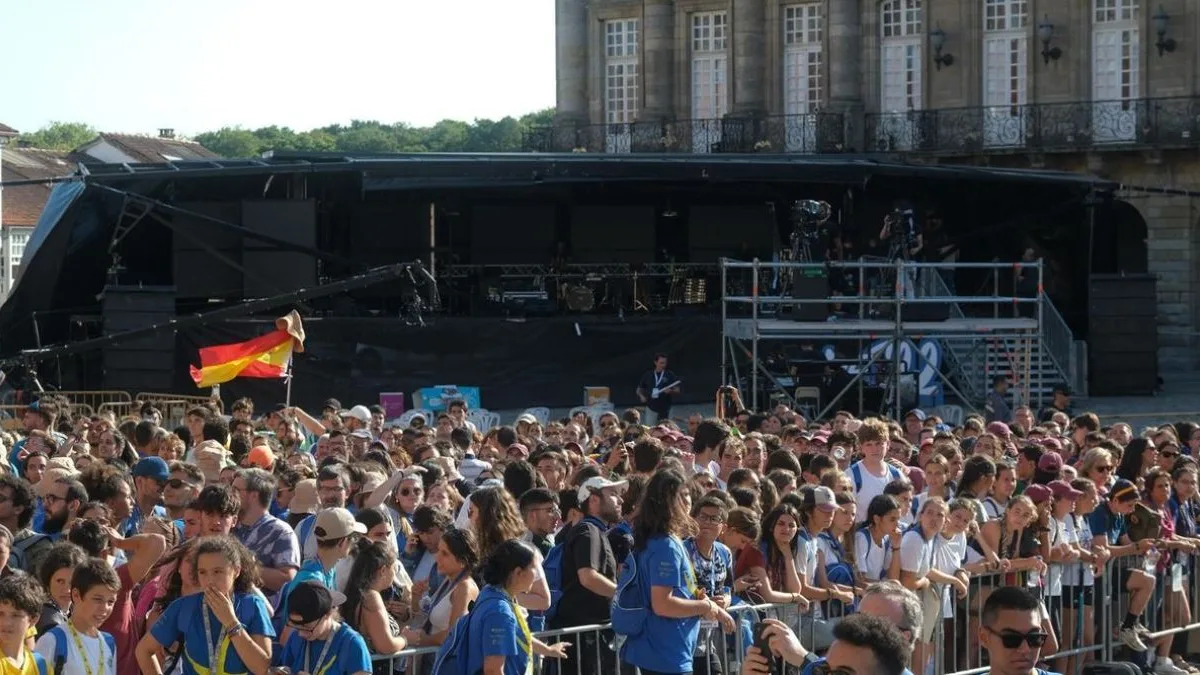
[719,258,1047,419]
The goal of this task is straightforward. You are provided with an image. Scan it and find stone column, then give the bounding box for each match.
[732,0,767,116]
[827,0,863,150]
[555,0,588,124]
[640,0,675,121]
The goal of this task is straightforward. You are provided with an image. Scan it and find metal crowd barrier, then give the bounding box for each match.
[365,555,1200,675]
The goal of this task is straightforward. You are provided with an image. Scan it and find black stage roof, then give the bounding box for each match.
[45,150,1118,190]
[0,152,1114,357]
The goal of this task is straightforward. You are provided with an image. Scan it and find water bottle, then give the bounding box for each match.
[1144,546,1160,573]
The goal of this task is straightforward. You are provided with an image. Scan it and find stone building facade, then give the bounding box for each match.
[547,0,1200,371]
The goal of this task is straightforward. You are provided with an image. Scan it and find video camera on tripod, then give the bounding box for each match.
[788,199,833,264]
[880,205,920,260]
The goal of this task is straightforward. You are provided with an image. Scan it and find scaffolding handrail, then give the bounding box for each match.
[719,259,1044,271]
[722,295,1040,305]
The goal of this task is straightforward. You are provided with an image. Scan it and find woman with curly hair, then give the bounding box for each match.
[467,486,550,613]
[622,469,735,675]
[135,536,274,675]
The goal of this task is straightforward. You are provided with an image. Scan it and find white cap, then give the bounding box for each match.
[577,476,628,503]
[340,405,371,424]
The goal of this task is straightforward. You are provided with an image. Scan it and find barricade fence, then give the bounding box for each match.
[367,555,1200,675]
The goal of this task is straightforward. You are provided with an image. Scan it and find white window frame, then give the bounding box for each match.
[604,19,640,153]
[690,11,728,152]
[877,1,923,151]
[981,0,1029,148]
[782,4,824,152]
[1091,0,1139,143]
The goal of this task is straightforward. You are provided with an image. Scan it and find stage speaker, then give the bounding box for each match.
[1088,274,1157,395]
[101,286,176,392]
[791,268,828,321]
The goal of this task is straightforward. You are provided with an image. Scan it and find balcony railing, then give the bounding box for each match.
[522,113,847,154]
[864,96,1200,155]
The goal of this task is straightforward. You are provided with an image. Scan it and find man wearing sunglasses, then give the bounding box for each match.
[980,587,1060,675]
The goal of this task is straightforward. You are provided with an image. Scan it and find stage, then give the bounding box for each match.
[0,152,1119,409]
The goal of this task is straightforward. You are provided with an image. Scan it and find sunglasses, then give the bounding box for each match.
[1095,465,1114,473]
[400,487,423,497]
[1161,450,1180,459]
[986,626,1049,649]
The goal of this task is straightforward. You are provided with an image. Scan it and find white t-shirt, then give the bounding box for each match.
[933,532,967,619]
[854,529,893,582]
[900,528,935,579]
[35,629,116,675]
[851,461,896,518]
[794,531,819,585]
[983,496,1007,520]
[1062,515,1095,586]
[1046,518,1065,596]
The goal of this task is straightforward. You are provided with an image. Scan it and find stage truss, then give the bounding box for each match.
[719,258,1051,420]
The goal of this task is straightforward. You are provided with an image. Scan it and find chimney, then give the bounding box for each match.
[158,128,174,139]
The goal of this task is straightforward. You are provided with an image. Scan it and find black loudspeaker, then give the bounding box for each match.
[791,268,828,321]
[101,286,176,392]
[1088,274,1157,395]
[905,302,950,321]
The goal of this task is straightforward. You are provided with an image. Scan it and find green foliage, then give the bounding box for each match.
[14,108,558,158]
[17,122,97,151]
[194,108,556,158]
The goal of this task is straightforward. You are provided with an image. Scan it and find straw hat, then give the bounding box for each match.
[290,479,319,515]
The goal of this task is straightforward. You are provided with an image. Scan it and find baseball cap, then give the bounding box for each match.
[350,429,372,440]
[577,476,628,504]
[986,421,1011,437]
[1024,484,1053,504]
[506,443,530,459]
[804,485,838,512]
[905,408,927,421]
[1110,478,1139,501]
[132,457,170,482]
[246,446,276,470]
[289,479,319,515]
[340,405,372,424]
[1039,437,1064,453]
[314,507,368,542]
[287,581,346,624]
[1037,451,1063,473]
[1048,480,1083,500]
[322,398,342,412]
[516,413,538,425]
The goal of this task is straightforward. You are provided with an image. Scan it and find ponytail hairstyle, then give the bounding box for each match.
[479,540,537,588]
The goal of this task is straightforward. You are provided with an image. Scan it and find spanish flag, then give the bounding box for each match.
[189,311,306,388]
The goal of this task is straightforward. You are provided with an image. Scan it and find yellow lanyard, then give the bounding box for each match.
[66,623,105,675]
[504,589,533,675]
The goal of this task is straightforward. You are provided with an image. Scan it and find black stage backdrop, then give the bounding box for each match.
[175,317,721,412]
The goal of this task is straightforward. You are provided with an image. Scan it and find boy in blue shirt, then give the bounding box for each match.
[279,582,371,675]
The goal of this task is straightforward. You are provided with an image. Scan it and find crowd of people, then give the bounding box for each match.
[0,382,1190,675]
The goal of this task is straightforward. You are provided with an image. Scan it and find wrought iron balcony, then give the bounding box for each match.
[864,96,1200,155]
[522,113,847,154]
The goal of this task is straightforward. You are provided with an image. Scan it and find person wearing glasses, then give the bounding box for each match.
[979,587,1061,675]
[277,581,371,675]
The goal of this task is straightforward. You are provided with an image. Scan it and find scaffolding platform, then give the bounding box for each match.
[720,258,1056,418]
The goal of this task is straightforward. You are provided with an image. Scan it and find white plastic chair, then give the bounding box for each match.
[522,407,551,426]
[399,409,434,427]
[470,411,501,431]
[927,404,965,427]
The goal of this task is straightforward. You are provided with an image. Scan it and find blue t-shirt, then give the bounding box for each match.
[279,622,372,675]
[275,558,337,633]
[464,585,531,675]
[802,658,914,675]
[621,535,700,674]
[150,592,275,675]
[1087,502,1127,546]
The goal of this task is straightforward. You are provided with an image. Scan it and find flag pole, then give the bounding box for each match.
[285,361,294,407]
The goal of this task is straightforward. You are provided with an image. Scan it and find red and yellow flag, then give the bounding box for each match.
[189,311,306,388]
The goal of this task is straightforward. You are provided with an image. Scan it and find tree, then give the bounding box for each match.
[18,122,97,151]
[193,127,262,158]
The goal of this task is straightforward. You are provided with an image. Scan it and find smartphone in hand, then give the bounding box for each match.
[752,622,779,674]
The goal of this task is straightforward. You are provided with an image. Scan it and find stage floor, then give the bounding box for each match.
[725,317,1039,339]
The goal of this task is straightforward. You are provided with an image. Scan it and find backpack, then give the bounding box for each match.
[47,625,117,675]
[610,548,650,640]
[855,525,893,581]
[10,531,49,573]
[539,541,566,625]
[32,652,46,675]
[851,462,902,493]
[430,592,505,675]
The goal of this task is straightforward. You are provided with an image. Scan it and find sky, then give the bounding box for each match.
[1,0,557,136]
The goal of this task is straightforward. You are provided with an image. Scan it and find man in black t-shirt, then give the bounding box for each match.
[551,476,624,675]
[636,353,680,425]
